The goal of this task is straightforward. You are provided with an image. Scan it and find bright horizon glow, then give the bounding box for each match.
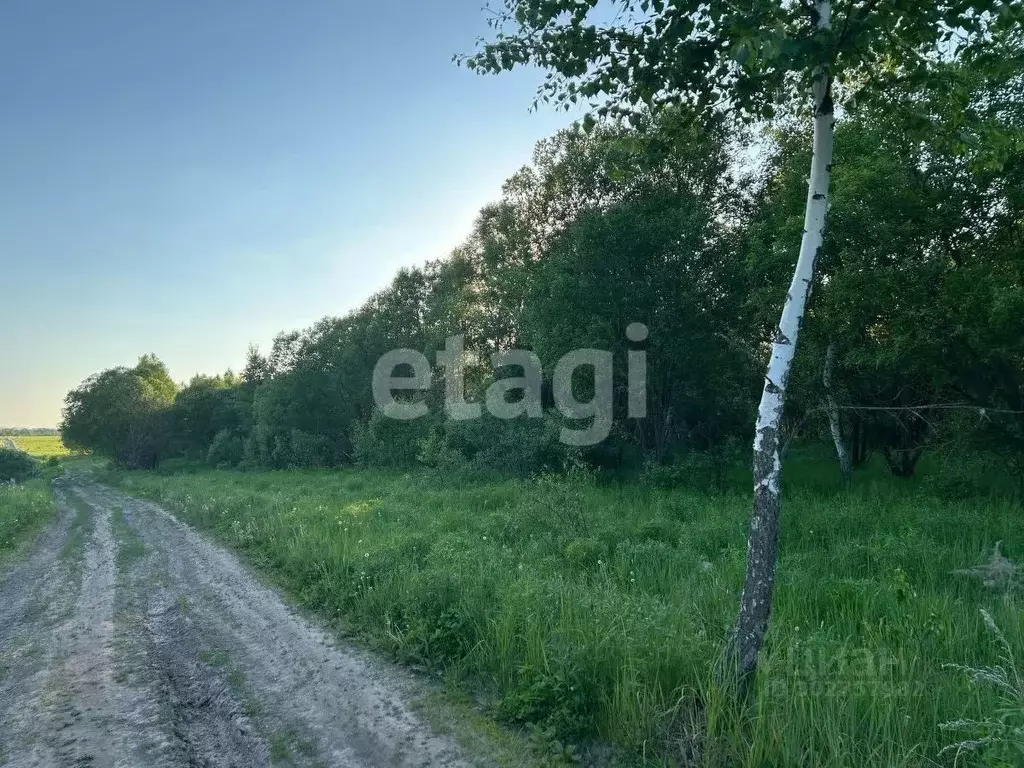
[0,1,583,428]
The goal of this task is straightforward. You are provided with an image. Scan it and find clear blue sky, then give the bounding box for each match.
[0,0,580,428]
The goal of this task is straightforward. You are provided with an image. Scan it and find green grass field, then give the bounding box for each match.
[102,457,1024,766]
[2,435,71,458]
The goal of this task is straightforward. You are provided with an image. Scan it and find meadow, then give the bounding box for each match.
[2,435,71,458]
[103,454,1024,766]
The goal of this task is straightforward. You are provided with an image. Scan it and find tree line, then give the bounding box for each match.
[62,0,1022,695]
[61,97,1022,484]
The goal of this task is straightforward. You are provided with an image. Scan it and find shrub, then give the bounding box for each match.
[243,424,342,469]
[206,429,244,468]
[640,442,743,492]
[418,414,565,476]
[289,429,332,468]
[0,448,39,483]
[498,657,598,740]
[351,410,434,469]
[415,424,472,473]
[402,569,480,665]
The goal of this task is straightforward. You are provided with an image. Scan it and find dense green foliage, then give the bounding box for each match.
[750,101,1024,480]
[107,456,1024,765]
[465,0,1022,167]
[466,0,1024,687]
[61,95,1023,485]
[61,355,177,468]
[0,448,39,484]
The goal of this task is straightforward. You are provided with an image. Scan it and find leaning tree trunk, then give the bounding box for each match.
[725,0,835,691]
[823,341,852,483]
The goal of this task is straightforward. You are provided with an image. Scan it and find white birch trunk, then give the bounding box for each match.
[726,0,835,686]
[823,341,852,482]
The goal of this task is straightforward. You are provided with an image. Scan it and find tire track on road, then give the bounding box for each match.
[1,476,471,767]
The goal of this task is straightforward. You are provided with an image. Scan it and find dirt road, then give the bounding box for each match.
[0,475,469,767]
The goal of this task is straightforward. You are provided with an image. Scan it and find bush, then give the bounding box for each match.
[351,410,434,469]
[640,442,743,492]
[206,429,244,468]
[418,414,565,476]
[415,424,472,473]
[289,429,332,468]
[498,657,598,741]
[0,448,39,483]
[242,425,283,468]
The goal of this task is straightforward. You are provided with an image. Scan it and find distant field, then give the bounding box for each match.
[2,435,71,458]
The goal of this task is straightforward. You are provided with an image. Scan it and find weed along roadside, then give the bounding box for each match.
[98,460,1024,765]
[0,475,58,560]
[0,444,60,560]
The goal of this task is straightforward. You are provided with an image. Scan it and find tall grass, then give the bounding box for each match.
[939,609,1024,766]
[107,460,1023,766]
[0,477,55,556]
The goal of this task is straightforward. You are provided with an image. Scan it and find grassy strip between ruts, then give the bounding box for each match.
[102,462,1024,766]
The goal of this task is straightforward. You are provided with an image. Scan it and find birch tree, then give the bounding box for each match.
[822,342,853,481]
[465,0,1022,687]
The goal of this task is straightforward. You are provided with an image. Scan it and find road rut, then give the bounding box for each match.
[0,475,468,767]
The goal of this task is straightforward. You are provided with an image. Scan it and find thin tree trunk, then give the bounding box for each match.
[823,341,852,483]
[725,0,834,691]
